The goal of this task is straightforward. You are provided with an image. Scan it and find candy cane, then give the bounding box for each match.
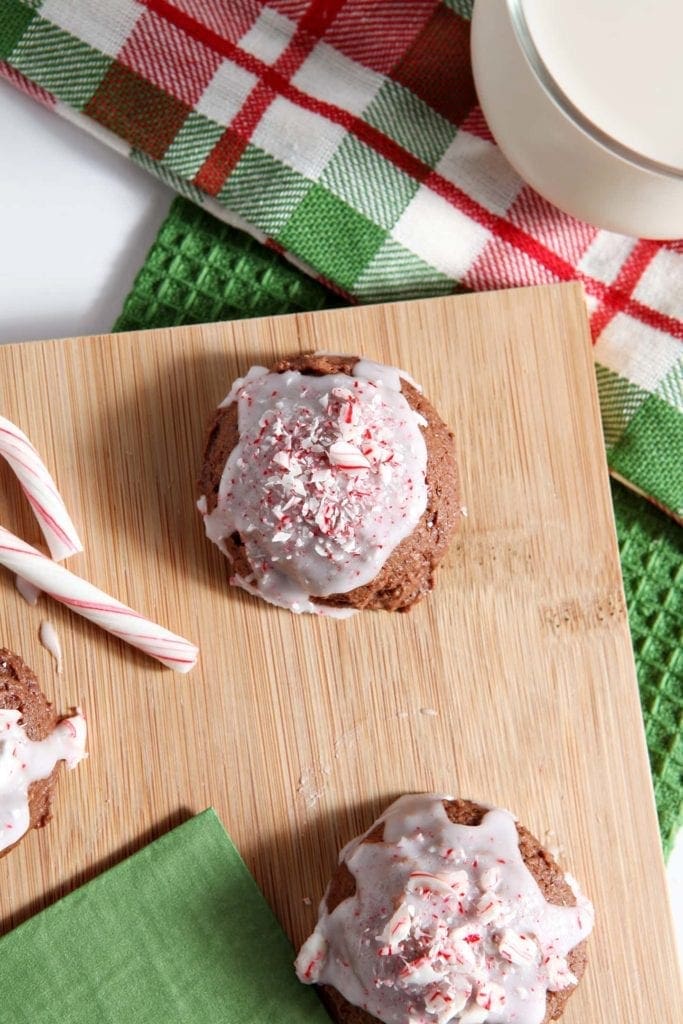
[0,415,82,561]
[0,526,198,674]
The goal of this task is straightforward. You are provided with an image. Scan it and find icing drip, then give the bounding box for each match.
[39,620,62,673]
[0,707,87,852]
[15,575,40,606]
[296,795,594,1024]
[201,364,428,614]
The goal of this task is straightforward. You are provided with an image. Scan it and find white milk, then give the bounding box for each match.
[472,0,683,236]
[523,0,683,168]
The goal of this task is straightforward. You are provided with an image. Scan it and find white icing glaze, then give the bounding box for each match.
[39,620,62,674]
[353,358,422,395]
[313,355,423,395]
[201,363,428,614]
[296,794,594,1024]
[218,365,268,408]
[15,574,40,606]
[0,707,87,852]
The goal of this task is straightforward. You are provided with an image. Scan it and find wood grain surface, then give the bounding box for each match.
[0,283,679,1018]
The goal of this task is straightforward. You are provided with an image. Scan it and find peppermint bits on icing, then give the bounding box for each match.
[201,362,429,614]
[296,795,594,1024]
[327,440,372,471]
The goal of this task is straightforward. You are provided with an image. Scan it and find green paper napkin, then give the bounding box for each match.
[0,809,328,1024]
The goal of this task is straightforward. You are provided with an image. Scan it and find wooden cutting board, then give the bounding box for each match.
[0,283,679,1018]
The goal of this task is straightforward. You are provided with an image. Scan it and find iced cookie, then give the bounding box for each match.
[198,354,459,614]
[0,648,86,856]
[296,794,594,1024]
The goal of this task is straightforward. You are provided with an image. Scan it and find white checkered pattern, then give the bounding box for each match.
[633,248,683,321]
[579,232,637,285]
[392,186,490,278]
[595,313,683,392]
[251,96,346,177]
[239,8,297,65]
[292,41,384,116]
[196,60,258,126]
[39,0,143,59]
[437,131,522,216]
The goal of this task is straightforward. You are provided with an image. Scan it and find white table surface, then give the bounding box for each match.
[0,80,172,346]
[0,76,681,958]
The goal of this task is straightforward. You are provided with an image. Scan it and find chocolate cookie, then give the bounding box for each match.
[296,794,593,1024]
[0,648,87,856]
[198,354,459,613]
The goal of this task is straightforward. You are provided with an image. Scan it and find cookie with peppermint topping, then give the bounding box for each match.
[197,353,459,614]
[0,648,87,857]
[296,794,593,1024]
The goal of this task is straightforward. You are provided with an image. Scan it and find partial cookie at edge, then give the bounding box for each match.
[320,799,587,1024]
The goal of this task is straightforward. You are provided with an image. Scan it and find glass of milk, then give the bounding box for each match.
[471,0,683,238]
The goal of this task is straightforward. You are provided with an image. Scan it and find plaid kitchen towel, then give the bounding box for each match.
[1,0,682,519]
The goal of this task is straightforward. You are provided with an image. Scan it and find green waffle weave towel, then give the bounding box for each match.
[115,198,682,857]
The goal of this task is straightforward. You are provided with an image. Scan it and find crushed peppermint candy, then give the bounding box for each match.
[295,795,594,1024]
[201,363,428,614]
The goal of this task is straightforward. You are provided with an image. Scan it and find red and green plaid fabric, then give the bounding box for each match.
[1,0,682,519]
